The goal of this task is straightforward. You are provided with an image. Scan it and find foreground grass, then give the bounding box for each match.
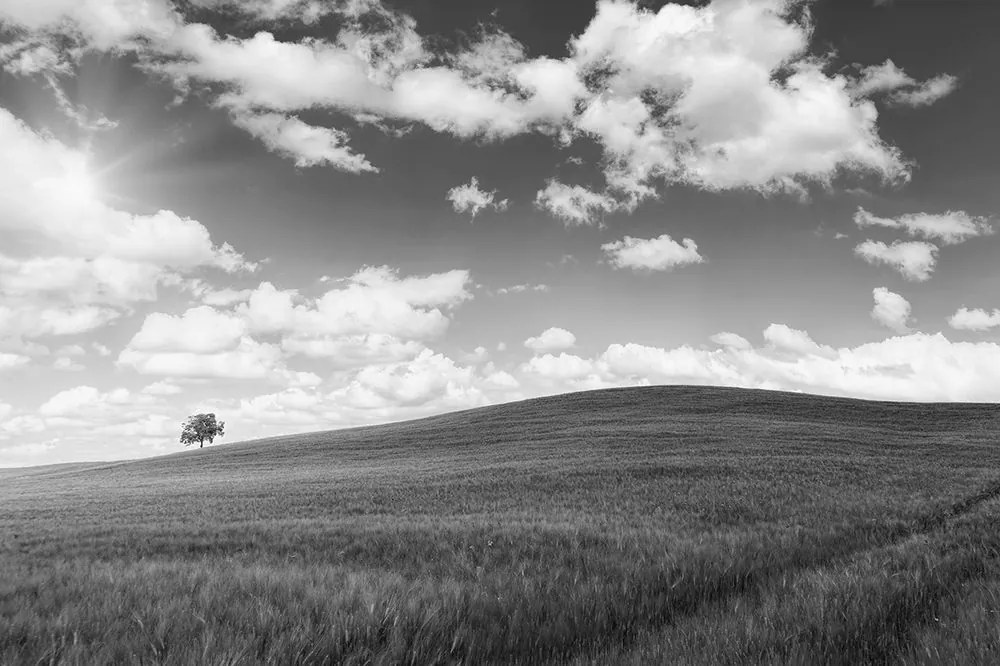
[1,386,999,664]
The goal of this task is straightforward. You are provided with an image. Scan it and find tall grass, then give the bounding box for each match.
[2,386,999,664]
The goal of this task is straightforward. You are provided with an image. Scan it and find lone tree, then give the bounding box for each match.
[180,413,225,449]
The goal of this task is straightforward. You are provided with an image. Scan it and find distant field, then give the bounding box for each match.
[3,386,1000,664]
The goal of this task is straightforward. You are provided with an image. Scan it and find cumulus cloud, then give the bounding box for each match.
[854,207,992,245]
[0,352,30,371]
[446,177,509,218]
[239,266,471,342]
[710,332,752,351]
[0,107,253,342]
[601,234,704,272]
[854,240,938,281]
[127,306,247,354]
[948,307,1000,332]
[524,327,577,352]
[871,287,912,333]
[0,0,936,207]
[523,327,1000,402]
[118,336,285,379]
[115,266,474,378]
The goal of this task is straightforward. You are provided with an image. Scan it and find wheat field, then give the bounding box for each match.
[2,386,1000,664]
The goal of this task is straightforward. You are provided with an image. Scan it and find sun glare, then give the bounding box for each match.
[41,156,102,203]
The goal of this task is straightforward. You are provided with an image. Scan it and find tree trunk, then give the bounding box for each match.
[200,440,204,448]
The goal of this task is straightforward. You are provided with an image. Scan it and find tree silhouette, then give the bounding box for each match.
[180,413,225,449]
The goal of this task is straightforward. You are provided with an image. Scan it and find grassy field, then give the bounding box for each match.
[2,385,1000,664]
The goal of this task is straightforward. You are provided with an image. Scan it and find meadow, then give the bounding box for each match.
[2,385,1000,664]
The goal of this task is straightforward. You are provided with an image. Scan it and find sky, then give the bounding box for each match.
[0,0,998,467]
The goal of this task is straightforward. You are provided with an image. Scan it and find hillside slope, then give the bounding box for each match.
[3,386,1000,664]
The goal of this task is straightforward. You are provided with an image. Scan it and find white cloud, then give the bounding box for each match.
[524,327,1000,402]
[602,234,704,272]
[854,207,992,245]
[852,60,958,108]
[524,327,577,352]
[0,0,180,51]
[0,107,254,341]
[53,356,85,372]
[871,287,912,333]
[127,306,246,354]
[231,111,378,172]
[888,74,958,108]
[948,307,1000,332]
[0,352,29,371]
[446,177,509,218]
[118,336,285,379]
[496,283,549,296]
[854,240,938,281]
[763,323,834,357]
[535,180,622,226]
[522,352,601,382]
[710,332,751,351]
[141,380,184,396]
[240,266,471,342]
[3,0,942,205]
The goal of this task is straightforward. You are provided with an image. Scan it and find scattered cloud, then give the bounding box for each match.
[854,207,992,245]
[948,307,1000,332]
[889,75,959,108]
[0,107,254,342]
[535,180,622,226]
[871,287,912,333]
[496,284,550,295]
[852,60,958,108]
[231,111,378,172]
[446,177,509,218]
[854,240,938,281]
[601,234,704,272]
[524,327,1000,402]
[0,0,935,209]
[524,327,577,352]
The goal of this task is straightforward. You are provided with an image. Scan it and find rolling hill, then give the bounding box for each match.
[3,385,1000,664]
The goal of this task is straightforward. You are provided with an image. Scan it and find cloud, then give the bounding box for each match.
[233,348,523,435]
[854,240,938,281]
[2,0,932,208]
[888,75,959,108]
[948,307,1000,332]
[525,327,1000,402]
[0,352,30,371]
[117,336,285,379]
[115,266,474,378]
[852,60,958,108]
[871,287,912,333]
[524,327,577,352]
[854,207,992,245]
[127,306,247,354]
[231,111,378,172]
[522,352,603,383]
[601,234,704,272]
[710,332,752,351]
[0,107,253,341]
[239,266,472,342]
[446,177,509,218]
[535,180,623,226]
[496,284,549,296]
[763,323,834,357]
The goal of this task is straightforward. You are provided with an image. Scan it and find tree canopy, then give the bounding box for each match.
[180,413,225,449]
